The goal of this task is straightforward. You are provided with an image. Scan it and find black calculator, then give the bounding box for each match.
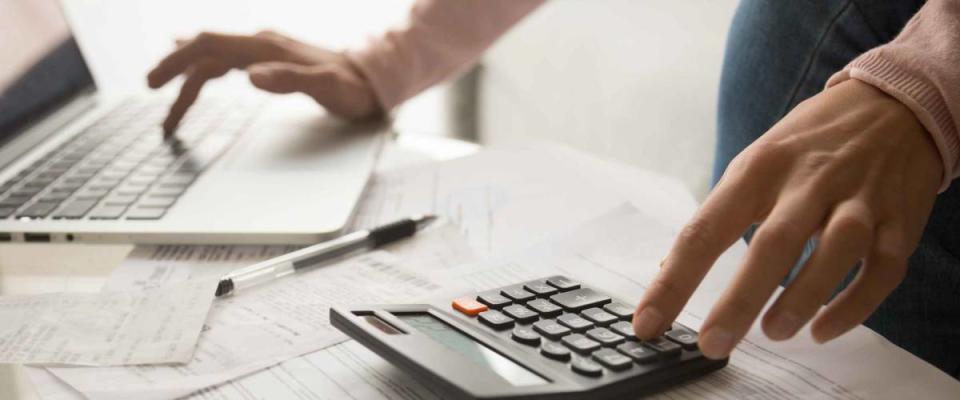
[330,275,726,399]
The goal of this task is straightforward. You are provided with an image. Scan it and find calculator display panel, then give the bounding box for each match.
[396,313,549,387]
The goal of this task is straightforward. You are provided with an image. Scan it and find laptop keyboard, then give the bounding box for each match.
[0,97,254,221]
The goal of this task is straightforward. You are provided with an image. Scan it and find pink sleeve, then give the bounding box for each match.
[346,0,544,111]
[826,0,960,191]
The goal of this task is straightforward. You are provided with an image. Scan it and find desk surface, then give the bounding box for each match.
[0,133,477,400]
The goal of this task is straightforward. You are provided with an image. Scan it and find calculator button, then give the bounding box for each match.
[452,297,488,316]
[526,299,562,317]
[562,334,602,354]
[540,342,571,361]
[550,288,611,312]
[533,320,571,340]
[603,302,635,320]
[501,285,536,302]
[546,276,581,292]
[645,337,682,357]
[478,310,515,330]
[511,326,541,346]
[592,349,633,371]
[477,292,512,309]
[523,281,559,297]
[503,305,539,324]
[570,357,604,377]
[665,329,699,350]
[557,313,594,332]
[616,342,659,364]
[586,328,625,346]
[609,321,638,339]
[581,307,618,326]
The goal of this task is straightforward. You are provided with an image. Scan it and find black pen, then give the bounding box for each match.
[215,214,437,297]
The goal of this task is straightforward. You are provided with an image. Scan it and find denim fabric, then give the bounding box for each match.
[714,0,960,378]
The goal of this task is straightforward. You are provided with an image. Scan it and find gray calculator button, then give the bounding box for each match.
[609,321,638,339]
[570,357,604,377]
[526,299,562,318]
[586,327,625,346]
[665,329,699,350]
[592,348,633,371]
[511,326,541,346]
[562,334,602,354]
[557,313,593,332]
[501,285,536,302]
[603,302,634,320]
[645,337,682,357]
[533,320,571,340]
[581,307,618,326]
[545,276,580,291]
[477,293,512,309]
[478,310,515,330]
[617,342,659,364]
[503,305,539,324]
[550,288,611,312]
[523,281,558,297]
[540,342,571,361]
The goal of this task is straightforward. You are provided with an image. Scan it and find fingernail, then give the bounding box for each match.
[813,322,843,344]
[699,327,735,359]
[633,306,665,338]
[766,312,802,340]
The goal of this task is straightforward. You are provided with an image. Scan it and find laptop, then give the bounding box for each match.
[0,3,385,244]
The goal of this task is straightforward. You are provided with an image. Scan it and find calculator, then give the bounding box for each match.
[330,275,726,399]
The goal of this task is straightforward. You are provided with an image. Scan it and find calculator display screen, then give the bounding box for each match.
[397,314,548,386]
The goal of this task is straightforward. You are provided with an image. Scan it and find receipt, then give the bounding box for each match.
[0,279,216,366]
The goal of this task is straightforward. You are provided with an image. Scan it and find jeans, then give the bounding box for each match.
[715,0,960,378]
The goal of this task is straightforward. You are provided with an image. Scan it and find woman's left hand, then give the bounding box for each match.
[632,79,943,359]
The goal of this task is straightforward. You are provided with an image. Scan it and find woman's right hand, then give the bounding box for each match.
[147,31,382,137]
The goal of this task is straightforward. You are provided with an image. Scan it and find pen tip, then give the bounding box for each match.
[416,214,438,230]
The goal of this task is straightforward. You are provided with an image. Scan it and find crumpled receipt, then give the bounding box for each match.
[0,278,217,366]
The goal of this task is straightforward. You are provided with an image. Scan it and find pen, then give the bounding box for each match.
[215,214,438,297]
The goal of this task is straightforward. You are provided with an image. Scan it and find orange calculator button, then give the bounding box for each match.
[452,297,488,316]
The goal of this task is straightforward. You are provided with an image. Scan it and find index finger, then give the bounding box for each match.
[633,175,764,338]
[147,32,277,88]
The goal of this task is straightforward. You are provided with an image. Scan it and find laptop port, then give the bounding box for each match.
[24,233,51,242]
[0,233,11,242]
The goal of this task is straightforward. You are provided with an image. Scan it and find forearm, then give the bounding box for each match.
[346,0,544,111]
[826,0,960,191]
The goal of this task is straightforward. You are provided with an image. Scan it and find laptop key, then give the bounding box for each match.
[0,207,15,218]
[147,186,186,197]
[17,202,58,218]
[75,188,109,200]
[53,200,97,219]
[103,194,138,206]
[136,196,176,208]
[116,184,148,195]
[88,205,127,220]
[125,207,166,220]
[0,196,29,208]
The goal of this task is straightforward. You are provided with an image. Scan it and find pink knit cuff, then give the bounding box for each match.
[827,51,959,192]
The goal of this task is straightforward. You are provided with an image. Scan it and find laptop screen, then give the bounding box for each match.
[0,0,95,147]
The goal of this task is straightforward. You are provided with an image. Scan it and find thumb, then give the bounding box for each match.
[247,62,335,95]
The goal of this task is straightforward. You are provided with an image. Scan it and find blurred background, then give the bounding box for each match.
[62,0,737,199]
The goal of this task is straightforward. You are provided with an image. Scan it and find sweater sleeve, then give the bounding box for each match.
[346,0,544,111]
[826,0,960,191]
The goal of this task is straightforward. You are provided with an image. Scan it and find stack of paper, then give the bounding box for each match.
[22,146,960,399]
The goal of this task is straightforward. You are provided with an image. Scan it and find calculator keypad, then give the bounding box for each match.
[454,276,705,379]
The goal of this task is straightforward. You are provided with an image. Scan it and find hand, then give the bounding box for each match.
[147,31,381,136]
[633,80,943,358]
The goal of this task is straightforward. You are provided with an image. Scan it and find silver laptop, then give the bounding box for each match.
[0,7,385,244]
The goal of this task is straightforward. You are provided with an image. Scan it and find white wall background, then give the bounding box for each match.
[479,0,739,199]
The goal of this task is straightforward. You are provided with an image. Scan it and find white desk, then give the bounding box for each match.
[0,133,478,400]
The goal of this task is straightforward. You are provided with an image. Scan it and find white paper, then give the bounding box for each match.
[352,146,696,256]
[45,223,473,400]
[0,279,216,366]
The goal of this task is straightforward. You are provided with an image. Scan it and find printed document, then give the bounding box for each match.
[0,279,216,366]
